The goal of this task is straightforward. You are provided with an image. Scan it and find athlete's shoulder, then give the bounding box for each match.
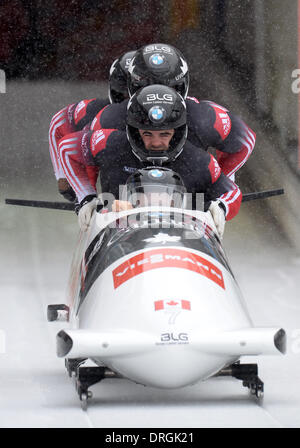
[182,141,221,183]
[91,99,128,131]
[203,100,231,140]
[90,129,127,157]
[186,95,200,104]
[73,98,96,125]
[181,140,211,166]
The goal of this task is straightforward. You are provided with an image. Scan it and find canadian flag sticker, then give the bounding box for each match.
[154,300,191,311]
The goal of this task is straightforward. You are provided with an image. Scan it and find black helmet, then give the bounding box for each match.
[124,166,187,208]
[128,43,189,99]
[126,84,187,165]
[108,50,136,103]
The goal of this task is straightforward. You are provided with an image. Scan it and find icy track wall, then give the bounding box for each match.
[0,79,300,252]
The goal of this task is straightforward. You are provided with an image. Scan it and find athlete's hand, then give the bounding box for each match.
[112,200,134,212]
[209,200,226,239]
[78,195,99,232]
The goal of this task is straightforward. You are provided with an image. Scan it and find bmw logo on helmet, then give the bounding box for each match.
[149,169,164,178]
[149,54,165,66]
[148,106,166,123]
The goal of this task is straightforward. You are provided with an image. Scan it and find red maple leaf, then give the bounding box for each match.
[167,301,179,306]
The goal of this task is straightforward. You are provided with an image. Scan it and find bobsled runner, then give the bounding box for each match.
[6,179,286,410]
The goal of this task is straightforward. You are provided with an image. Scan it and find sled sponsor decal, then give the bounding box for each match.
[112,248,225,289]
[157,332,189,346]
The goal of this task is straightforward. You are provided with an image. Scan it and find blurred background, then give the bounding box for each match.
[0,0,299,249]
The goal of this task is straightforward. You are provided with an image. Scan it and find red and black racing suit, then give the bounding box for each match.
[50,96,255,182]
[89,96,256,181]
[58,128,242,221]
[49,98,109,195]
[49,95,255,209]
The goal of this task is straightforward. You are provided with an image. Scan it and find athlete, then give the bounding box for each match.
[90,43,256,182]
[48,50,136,202]
[58,85,242,238]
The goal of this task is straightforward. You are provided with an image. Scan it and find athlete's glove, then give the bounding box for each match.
[208,200,226,239]
[78,195,99,232]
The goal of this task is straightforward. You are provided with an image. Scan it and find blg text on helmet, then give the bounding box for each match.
[144,45,173,54]
[143,93,174,104]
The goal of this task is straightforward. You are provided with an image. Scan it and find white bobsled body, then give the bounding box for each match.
[59,207,285,389]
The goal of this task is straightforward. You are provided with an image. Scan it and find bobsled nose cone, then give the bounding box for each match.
[192,327,287,356]
[274,328,286,354]
[56,330,73,357]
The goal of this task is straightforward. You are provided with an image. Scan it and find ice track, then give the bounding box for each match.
[1,190,300,428]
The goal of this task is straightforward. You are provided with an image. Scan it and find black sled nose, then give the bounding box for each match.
[274,328,286,354]
[57,330,73,357]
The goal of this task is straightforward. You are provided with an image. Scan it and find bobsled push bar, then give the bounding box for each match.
[5,198,75,210]
[5,188,284,211]
[241,188,284,202]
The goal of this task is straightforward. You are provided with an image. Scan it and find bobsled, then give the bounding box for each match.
[45,171,286,410]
